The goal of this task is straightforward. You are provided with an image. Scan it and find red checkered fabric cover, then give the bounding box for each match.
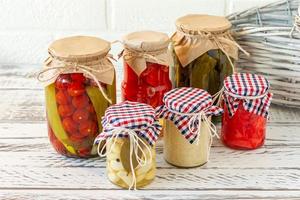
[223,73,273,118]
[95,101,161,146]
[157,87,223,144]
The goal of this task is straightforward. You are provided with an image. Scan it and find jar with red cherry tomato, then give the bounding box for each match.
[120,31,172,108]
[221,73,273,150]
[38,36,116,158]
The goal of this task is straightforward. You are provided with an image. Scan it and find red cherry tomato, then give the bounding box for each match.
[55,74,71,89]
[67,82,85,97]
[71,73,86,83]
[87,104,95,113]
[62,117,78,133]
[58,105,75,117]
[72,109,89,124]
[78,147,91,157]
[79,121,98,137]
[72,94,89,108]
[69,131,86,141]
[56,90,71,105]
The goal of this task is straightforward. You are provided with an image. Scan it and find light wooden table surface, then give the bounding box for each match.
[0,65,300,200]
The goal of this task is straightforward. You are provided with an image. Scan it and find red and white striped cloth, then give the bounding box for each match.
[223,73,273,118]
[95,101,161,146]
[157,87,223,144]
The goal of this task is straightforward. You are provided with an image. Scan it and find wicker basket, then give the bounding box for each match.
[228,0,300,107]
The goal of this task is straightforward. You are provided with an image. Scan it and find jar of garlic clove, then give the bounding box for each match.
[95,101,161,190]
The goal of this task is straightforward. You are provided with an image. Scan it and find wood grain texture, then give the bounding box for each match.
[0,189,300,200]
[0,167,299,190]
[1,190,300,200]
[1,65,300,199]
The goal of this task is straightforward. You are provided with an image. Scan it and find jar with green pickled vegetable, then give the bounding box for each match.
[38,36,116,158]
[171,14,244,96]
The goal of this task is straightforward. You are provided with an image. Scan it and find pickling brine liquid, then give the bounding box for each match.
[106,138,156,189]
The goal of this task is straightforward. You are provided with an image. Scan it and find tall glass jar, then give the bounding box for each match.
[221,73,273,150]
[39,36,116,158]
[95,101,161,190]
[171,15,241,96]
[120,31,172,108]
[157,88,223,168]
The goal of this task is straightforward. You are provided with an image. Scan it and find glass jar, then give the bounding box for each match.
[121,31,172,108]
[164,119,211,167]
[158,87,223,168]
[106,138,156,189]
[171,15,241,96]
[173,49,233,95]
[221,73,273,150]
[39,36,116,158]
[222,102,267,149]
[95,101,161,189]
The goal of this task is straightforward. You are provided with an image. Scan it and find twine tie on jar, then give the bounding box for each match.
[119,48,169,66]
[213,86,269,107]
[37,55,114,104]
[168,108,218,160]
[181,30,250,73]
[97,126,153,190]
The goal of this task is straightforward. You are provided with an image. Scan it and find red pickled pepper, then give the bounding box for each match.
[221,102,267,149]
[122,62,172,108]
[50,73,100,157]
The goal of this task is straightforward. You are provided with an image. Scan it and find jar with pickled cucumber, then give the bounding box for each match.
[171,14,243,96]
[157,87,223,168]
[120,31,172,108]
[38,36,116,158]
[95,101,161,189]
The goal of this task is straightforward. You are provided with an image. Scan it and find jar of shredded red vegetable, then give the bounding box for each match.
[221,73,273,150]
[38,36,116,158]
[120,31,172,108]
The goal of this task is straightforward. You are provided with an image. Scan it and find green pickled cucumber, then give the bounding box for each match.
[86,86,109,132]
[189,53,218,94]
[45,84,77,155]
[107,74,117,105]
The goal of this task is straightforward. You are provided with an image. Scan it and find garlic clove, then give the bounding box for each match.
[109,160,123,171]
[117,171,133,187]
[145,168,155,180]
[108,171,120,183]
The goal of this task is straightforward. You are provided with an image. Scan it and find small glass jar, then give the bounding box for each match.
[221,73,273,150]
[164,119,211,167]
[171,15,240,96]
[121,31,172,108]
[106,138,156,189]
[95,101,161,189]
[39,36,116,158]
[158,87,223,168]
[222,102,267,149]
